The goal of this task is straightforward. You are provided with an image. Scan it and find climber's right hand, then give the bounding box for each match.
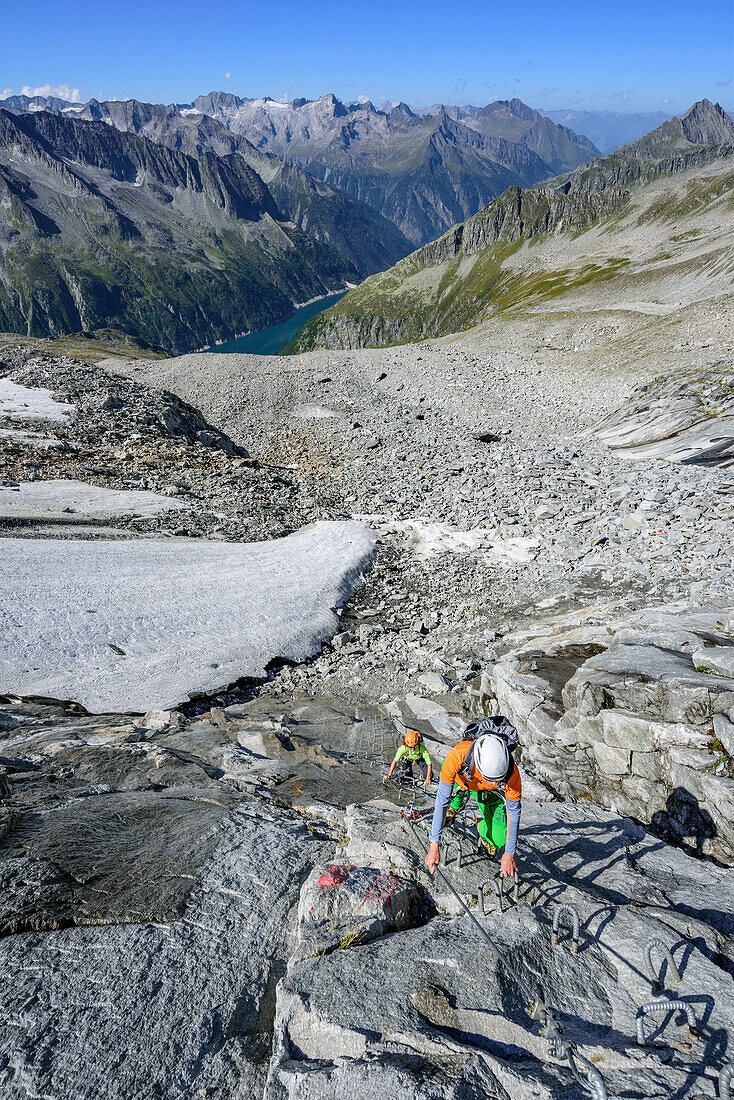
[425,842,440,875]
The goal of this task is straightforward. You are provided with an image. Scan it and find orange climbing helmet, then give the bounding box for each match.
[403,730,422,748]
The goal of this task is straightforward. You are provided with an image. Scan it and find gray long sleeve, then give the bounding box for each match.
[429,784,522,853]
[505,798,521,855]
[429,780,454,843]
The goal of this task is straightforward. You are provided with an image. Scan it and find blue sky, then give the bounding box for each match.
[1,0,732,114]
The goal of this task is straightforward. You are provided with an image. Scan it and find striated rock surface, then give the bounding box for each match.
[586,362,734,467]
[267,794,734,1100]
[2,695,733,1100]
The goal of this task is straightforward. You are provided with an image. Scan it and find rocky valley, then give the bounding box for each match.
[0,108,370,353]
[0,88,733,1100]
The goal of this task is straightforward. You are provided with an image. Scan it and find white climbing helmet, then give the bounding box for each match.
[473,734,510,781]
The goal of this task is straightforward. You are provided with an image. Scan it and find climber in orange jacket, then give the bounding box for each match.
[425,717,521,878]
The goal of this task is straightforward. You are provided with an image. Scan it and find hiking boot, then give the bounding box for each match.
[446,805,461,825]
[479,838,497,857]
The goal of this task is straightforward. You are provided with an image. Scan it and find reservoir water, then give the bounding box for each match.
[205,290,347,356]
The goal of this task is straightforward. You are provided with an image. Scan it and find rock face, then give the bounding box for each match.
[267,796,734,1100]
[480,602,734,861]
[0,107,356,352]
[586,362,734,468]
[2,692,733,1100]
[1,787,330,1096]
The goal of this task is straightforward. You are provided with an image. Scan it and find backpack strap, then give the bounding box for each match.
[458,737,515,786]
[459,740,476,780]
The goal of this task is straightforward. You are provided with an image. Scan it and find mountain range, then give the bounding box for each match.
[285,99,734,353]
[3,91,600,248]
[1,94,412,279]
[185,93,599,245]
[0,89,729,355]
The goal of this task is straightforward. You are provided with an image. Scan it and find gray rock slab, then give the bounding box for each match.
[267,796,734,1099]
[0,521,375,713]
[714,713,734,757]
[0,785,234,935]
[692,645,734,678]
[585,363,734,467]
[0,800,327,1099]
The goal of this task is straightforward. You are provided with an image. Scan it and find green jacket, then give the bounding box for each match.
[394,743,431,765]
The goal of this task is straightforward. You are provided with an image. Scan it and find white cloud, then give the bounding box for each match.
[225,72,231,80]
[357,94,370,103]
[20,83,82,102]
[663,97,672,104]
[537,86,558,99]
[1,88,12,99]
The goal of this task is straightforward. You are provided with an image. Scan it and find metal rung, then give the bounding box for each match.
[552,903,581,955]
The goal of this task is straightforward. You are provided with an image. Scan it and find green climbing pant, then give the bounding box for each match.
[449,788,507,847]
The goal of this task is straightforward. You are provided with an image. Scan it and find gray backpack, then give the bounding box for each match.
[458,716,518,784]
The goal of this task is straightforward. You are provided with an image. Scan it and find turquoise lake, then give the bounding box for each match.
[205,290,346,356]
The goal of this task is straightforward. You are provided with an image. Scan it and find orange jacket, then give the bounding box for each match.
[439,740,522,801]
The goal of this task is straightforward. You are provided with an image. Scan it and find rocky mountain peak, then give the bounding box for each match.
[352,99,377,113]
[193,90,251,114]
[315,93,349,118]
[681,98,734,145]
[486,97,542,122]
[0,93,75,114]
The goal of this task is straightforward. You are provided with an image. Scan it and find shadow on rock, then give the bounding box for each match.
[650,786,717,859]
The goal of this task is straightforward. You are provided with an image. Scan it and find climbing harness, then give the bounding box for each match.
[402,815,609,1100]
